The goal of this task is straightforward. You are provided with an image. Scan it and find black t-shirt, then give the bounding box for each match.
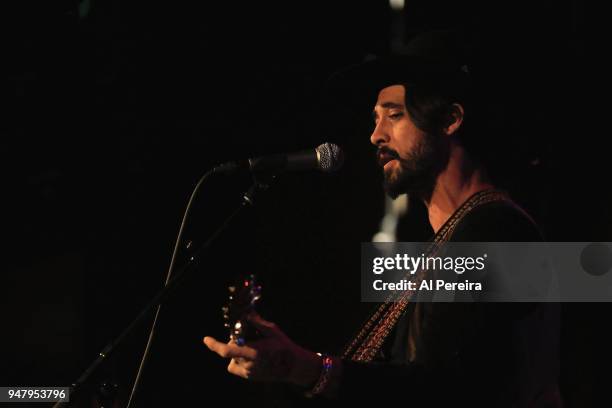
[337,200,560,407]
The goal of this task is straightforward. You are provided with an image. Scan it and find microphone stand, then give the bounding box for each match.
[52,172,274,407]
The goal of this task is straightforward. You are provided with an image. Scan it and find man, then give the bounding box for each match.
[204,31,561,407]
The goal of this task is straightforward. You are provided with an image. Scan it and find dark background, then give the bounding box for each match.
[1,0,609,407]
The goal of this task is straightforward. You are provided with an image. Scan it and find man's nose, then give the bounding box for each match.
[370,121,389,146]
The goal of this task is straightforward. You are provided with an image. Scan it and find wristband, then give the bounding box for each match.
[304,353,333,398]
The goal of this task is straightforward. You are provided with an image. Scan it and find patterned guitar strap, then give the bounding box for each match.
[341,188,513,362]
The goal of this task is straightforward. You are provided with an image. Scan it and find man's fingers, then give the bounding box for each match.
[203,336,224,353]
[228,358,250,379]
[203,336,258,360]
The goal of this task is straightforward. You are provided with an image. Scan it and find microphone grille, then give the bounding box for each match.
[316,143,344,172]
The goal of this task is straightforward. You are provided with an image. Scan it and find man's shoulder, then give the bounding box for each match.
[450,200,543,242]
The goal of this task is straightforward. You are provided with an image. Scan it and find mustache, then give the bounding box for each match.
[376,146,399,159]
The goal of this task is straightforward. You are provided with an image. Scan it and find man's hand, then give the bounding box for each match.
[203,312,322,387]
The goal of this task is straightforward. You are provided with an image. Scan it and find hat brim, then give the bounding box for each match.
[325,55,467,116]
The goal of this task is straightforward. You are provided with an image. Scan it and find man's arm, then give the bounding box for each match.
[203,310,480,405]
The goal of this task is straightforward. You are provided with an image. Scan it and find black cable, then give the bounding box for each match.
[125,168,215,408]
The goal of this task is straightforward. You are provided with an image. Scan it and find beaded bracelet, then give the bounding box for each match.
[305,353,333,398]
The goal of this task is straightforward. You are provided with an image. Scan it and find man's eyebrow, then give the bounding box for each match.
[380,102,404,109]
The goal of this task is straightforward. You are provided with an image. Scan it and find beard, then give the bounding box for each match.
[381,132,450,199]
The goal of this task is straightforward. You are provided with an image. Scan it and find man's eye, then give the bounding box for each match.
[389,112,404,119]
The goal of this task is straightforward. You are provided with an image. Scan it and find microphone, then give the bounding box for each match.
[214,143,344,174]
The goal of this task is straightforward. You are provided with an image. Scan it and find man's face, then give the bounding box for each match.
[371,84,448,198]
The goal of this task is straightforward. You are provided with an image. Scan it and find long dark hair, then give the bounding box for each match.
[401,79,546,222]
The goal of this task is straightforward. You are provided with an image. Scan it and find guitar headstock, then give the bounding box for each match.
[222,274,262,346]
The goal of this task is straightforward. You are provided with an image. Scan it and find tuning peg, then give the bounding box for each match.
[228,286,236,293]
[221,306,229,313]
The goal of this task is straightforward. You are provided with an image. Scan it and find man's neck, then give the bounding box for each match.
[422,146,494,233]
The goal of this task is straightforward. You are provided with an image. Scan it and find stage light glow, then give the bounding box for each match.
[389,0,405,11]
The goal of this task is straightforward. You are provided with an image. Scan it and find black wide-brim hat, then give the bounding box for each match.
[325,29,474,115]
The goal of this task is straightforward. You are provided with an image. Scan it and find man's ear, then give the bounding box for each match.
[444,103,464,136]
